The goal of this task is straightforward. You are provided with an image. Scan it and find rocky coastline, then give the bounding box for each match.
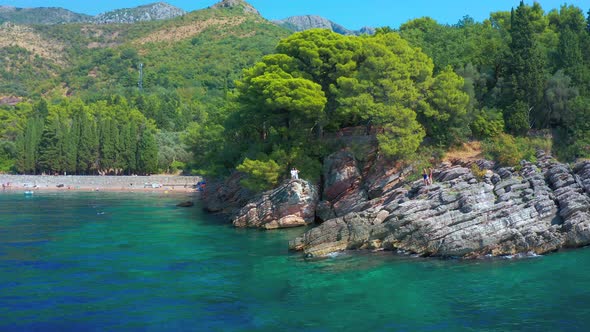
[204,149,590,259]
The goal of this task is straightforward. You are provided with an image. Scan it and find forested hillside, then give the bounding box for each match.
[1,0,589,182]
[185,1,590,190]
[0,0,289,174]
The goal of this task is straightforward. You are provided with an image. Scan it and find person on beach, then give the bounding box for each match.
[428,167,434,185]
[423,169,429,185]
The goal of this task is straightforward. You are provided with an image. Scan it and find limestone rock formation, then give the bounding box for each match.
[232,179,319,229]
[211,0,260,16]
[273,15,374,36]
[93,2,186,24]
[291,152,590,258]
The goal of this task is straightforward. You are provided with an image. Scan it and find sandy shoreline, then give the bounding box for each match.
[0,175,202,193]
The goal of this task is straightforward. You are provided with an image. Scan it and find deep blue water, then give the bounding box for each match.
[1,191,590,331]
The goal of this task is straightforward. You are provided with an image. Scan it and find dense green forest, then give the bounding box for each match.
[0,4,288,174]
[1,1,590,184]
[183,1,590,190]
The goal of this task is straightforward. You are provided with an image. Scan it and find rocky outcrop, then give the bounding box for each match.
[273,15,374,36]
[317,149,411,221]
[290,151,590,258]
[203,172,254,214]
[317,151,367,220]
[211,0,260,16]
[93,2,186,24]
[232,179,319,229]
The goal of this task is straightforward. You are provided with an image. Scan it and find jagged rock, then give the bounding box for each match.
[93,2,185,24]
[232,179,319,229]
[320,151,368,218]
[202,172,253,214]
[290,152,590,258]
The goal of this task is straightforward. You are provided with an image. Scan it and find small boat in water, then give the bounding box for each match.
[24,191,34,196]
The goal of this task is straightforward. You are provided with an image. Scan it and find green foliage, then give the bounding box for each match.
[508,1,546,127]
[471,108,505,139]
[137,127,158,174]
[482,133,523,166]
[236,158,281,192]
[470,163,487,181]
[483,133,551,166]
[543,70,579,127]
[9,98,159,175]
[505,101,531,136]
[4,1,590,186]
[156,131,192,173]
[555,96,590,160]
[421,66,471,146]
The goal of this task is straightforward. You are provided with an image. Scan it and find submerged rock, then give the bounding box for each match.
[176,201,194,207]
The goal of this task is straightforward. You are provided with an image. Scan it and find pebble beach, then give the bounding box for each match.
[0,175,201,193]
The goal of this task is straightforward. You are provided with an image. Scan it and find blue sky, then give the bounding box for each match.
[1,0,588,29]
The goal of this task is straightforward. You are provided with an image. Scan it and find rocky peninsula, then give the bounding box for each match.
[205,148,590,259]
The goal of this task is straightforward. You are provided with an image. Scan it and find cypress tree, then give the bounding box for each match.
[15,117,44,174]
[38,117,62,173]
[127,121,139,174]
[77,115,99,174]
[99,118,116,172]
[506,1,546,132]
[137,126,158,175]
[64,118,78,175]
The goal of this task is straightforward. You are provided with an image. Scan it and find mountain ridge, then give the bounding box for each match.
[273,15,375,36]
[93,2,186,24]
[0,5,91,24]
[0,1,370,34]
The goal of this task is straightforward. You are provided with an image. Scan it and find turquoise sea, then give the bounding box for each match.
[1,191,590,331]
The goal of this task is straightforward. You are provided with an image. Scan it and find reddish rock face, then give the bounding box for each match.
[322,152,361,202]
[318,149,406,221]
[203,172,254,214]
[232,179,319,229]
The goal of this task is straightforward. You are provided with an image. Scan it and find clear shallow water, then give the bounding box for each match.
[1,192,590,331]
